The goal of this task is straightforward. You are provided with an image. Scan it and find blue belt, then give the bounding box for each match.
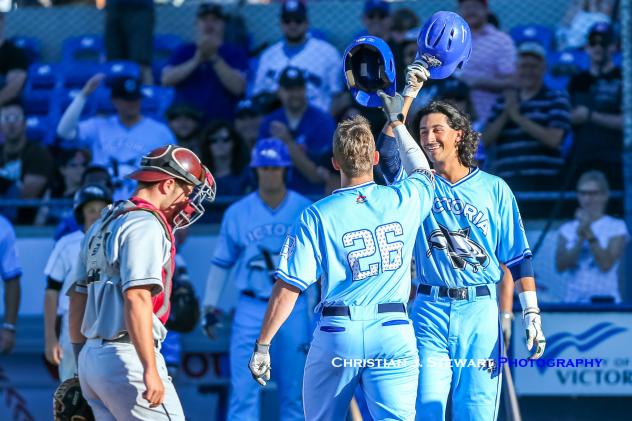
[417,284,491,300]
[322,303,406,317]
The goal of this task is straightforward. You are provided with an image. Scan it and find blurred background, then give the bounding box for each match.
[0,0,630,420]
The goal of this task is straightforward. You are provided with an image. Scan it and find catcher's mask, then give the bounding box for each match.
[343,35,396,108]
[127,145,216,230]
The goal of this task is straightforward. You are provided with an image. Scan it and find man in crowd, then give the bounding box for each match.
[259,66,336,197]
[162,2,248,122]
[252,0,343,114]
[166,103,203,154]
[0,12,27,107]
[0,101,54,224]
[234,99,263,151]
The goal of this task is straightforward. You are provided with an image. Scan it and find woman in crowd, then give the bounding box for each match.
[555,170,628,303]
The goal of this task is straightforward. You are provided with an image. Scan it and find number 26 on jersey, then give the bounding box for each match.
[342,222,404,281]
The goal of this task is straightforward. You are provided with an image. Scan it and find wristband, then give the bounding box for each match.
[2,322,15,332]
[254,341,270,354]
[518,290,538,311]
[500,312,514,320]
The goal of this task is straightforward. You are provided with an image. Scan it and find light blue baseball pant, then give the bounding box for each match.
[228,293,309,421]
[303,305,419,421]
[411,285,502,421]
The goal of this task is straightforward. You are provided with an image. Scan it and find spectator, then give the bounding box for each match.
[555,171,628,303]
[35,148,90,225]
[259,66,336,197]
[483,43,570,193]
[104,0,155,85]
[0,214,21,355]
[252,0,343,115]
[234,99,263,151]
[199,120,250,198]
[0,101,54,224]
[390,7,419,44]
[557,0,614,50]
[166,103,203,154]
[568,22,623,191]
[162,2,247,123]
[56,74,175,198]
[0,13,28,107]
[457,0,517,125]
[362,0,392,40]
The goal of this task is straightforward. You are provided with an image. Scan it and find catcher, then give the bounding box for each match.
[67,145,215,420]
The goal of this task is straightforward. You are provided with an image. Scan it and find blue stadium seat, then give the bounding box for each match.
[545,50,589,90]
[26,63,58,91]
[26,115,52,144]
[103,60,142,84]
[510,24,555,51]
[10,36,42,64]
[152,34,183,83]
[57,88,96,118]
[23,89,53,116]
[62,35,104,63]
[62,62,103,89]
[140,86,174,119]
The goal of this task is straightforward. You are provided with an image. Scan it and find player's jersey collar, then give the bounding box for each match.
[256,190,290,215]
[435,167,480,188]
[333,181,375,194]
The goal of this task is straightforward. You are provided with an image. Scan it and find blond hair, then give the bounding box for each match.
[333,115,375,177]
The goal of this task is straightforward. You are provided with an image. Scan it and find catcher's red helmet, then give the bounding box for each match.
[128,145,216,230]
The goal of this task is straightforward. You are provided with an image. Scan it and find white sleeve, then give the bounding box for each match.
[57,92,88,140]
[202,264,231,308]
[393,125,430,173]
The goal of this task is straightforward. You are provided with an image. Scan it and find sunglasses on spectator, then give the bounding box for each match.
[367,11,388,20]
[209,135,232,144]
[578,189,604,197]
[282,16,306,25]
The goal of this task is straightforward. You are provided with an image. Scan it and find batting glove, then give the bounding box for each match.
[249,342,271,386]
[201,307,223,339]
[377,90,404,124]
[522,307,546,359]
[402,60,430,98]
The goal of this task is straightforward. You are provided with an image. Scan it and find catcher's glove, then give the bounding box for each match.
[53,376,94,421]
[166,280,200,333]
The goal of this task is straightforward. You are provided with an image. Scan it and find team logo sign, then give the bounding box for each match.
[356,193,367,204]
[426,224,489,272]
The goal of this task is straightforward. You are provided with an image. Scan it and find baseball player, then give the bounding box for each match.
[68,145,216,420]
[202,138,312,421]
[0,214,22,355]
[378,65,546,420]
[44,184,112,381]
[248,113,435,421]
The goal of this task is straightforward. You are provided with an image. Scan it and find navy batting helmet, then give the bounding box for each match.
[73,184,113,225]
[343,35,396,108]
[250,138,292,168]
[416,11,472,79]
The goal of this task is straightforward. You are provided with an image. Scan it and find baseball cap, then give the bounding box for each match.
[281,0,307,21]
[197,2,225,20]
[364,0,390,16]
[166,103,203,121]
[279,66,306,89]
[517,42,547,60]
[235,99,261,118]
[110,76,142,100]
[587,22,614,45]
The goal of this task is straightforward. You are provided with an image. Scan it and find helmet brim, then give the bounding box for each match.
[127,169,175,183]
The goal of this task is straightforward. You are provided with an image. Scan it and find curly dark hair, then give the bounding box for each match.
[409,100,480,168]
[199,120,249,175]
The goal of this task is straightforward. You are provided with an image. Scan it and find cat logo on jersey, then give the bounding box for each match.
[356,193,367,204]
[426,224,489,272]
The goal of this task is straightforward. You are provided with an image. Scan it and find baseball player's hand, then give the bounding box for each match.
[0,329,16,355]
[522,307,546,359]
[45,337,63,365]
[500,312,513,348]
[402,60,430,98]
[142,368,165,408]
[202,306,224,339]
[249,342,271,386]
[81,73,105,97]
[377,90,404,124]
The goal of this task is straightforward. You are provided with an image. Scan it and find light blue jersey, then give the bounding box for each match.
[277,171,434,309]
[395,168,531,287]
[212,190,311,298]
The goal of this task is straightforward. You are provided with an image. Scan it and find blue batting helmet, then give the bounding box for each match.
[416,11,472,79]
[343,35,396,108]
[250,138,292,168]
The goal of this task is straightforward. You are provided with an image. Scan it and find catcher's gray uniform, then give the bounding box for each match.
[71,201,184,420]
